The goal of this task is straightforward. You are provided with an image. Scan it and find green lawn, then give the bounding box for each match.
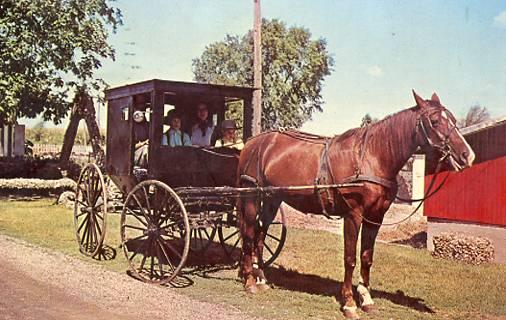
[1,199,505,320]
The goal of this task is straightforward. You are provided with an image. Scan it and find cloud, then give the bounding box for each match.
[367,65,383,77]
[493,10,506,27]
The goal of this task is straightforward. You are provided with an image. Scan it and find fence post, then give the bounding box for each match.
[411,154,426,217]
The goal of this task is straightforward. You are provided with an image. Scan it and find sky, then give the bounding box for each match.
[21,0,506,135]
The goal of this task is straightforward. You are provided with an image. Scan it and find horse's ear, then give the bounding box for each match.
[431,92,441,104]
[412,90,428,108]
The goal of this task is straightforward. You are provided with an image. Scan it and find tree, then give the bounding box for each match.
[458,105,491,128]
[0,0,122,124]
[192,19,334,130]
[360,113,378,127]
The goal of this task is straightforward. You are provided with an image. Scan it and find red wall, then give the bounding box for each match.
[424,155,506,226]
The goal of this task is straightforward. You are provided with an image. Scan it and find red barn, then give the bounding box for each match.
[424,116,506,263]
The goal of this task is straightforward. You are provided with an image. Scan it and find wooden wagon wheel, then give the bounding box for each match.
[218,206,287,267]
[121,180,190,284]
[186,225,218,253]
[73,163,108,257]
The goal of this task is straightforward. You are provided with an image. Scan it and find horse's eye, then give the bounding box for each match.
[430,119,440,127]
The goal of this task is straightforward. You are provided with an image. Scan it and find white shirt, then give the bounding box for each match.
[191,124,214,146]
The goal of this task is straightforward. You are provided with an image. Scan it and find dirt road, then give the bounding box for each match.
[0,235,259,320]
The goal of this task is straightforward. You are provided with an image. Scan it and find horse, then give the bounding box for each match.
[236,91,475,319]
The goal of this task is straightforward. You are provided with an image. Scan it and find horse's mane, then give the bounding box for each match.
[245,105,421,145]
[334,106,419,143]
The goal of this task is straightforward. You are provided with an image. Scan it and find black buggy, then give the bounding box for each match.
[73,79,287,284]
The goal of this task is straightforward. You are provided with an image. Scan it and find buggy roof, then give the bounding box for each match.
[105,79,254,103]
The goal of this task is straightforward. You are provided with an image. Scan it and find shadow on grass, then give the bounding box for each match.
[392,231,427,249]
[265,266,435,314]
[93,245,117,261]
[181,243,241,281]
[125,269,196,288]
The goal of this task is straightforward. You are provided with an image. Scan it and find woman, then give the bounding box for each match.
[191,103,214,146]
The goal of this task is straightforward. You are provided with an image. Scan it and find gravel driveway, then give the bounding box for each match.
[0,234,260,320]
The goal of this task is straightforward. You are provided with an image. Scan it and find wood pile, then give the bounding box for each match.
[0,178,76,197]
[432,232,494,265]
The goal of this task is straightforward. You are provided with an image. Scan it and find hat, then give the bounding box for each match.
[164,109,181,125]
[221,119,240,130]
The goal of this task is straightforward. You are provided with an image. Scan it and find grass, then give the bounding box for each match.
[1,199,505,320]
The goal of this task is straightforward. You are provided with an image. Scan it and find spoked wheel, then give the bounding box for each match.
[74,163,108,257]
[218,207,287,267]
[187,226,217,253]
[217,212,242,263]
[121,180,190,284]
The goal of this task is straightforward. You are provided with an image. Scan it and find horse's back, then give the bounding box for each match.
[239,130,326,187]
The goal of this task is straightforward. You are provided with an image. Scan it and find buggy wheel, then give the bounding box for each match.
[121,180,190,284]
[218,207,287,267]
[262,218,287,267]
[217,212,242,263]
[73,163,107,257]
[186,226,217,253]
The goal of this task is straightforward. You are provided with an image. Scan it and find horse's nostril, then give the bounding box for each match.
[462,151,468,159]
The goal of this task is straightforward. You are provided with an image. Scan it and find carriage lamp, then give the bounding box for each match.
[133,110,145,123]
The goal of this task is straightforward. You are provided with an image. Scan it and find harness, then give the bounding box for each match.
[314,127,395,217]
[241,107,458,221]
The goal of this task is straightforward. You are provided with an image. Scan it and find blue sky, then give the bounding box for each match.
[23,1,506,134]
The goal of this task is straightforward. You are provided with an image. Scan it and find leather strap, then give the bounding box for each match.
[340,174,396,189]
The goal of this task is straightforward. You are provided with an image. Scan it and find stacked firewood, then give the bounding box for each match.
[432,232,494,265]
[0,178,76,192]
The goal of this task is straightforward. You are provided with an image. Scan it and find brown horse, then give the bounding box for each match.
[236,91,475,319]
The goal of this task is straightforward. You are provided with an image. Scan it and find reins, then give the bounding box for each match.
[358,160,449,227]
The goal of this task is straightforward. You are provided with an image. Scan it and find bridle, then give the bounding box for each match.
[416,107,460,164]
[361,107,461,227]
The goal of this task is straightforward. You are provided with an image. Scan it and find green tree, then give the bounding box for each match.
[360,113,378,127]
[192,19,334,130]
[0,0,122,124]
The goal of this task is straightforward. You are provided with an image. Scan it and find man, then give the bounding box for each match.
[215,119,244,150]
[132,96,150,167]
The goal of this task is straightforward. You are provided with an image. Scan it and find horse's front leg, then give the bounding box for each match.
[341,212,362,320]
[358,221,382,313]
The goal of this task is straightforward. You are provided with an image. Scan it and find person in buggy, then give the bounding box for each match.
[162,109,192,147]
[214,119,244,150]
[191,102,215,146]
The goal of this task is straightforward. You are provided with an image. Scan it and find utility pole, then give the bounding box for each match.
[252,0,262,135]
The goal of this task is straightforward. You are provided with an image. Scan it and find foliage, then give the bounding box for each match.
[360,113,378,127]
[193,19,334,130]
[25,126,104,145]
[0,0,122,124]
[458,105,491,128]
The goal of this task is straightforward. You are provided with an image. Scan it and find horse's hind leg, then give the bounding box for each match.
[238,184,261,293]
[253,197,282,291]
[341,212,362,319]
[358,221,381,313]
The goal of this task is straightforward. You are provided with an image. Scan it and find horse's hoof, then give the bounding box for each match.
[342,306,360,320]
[245,284,258,294]
[361,304,375,313]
